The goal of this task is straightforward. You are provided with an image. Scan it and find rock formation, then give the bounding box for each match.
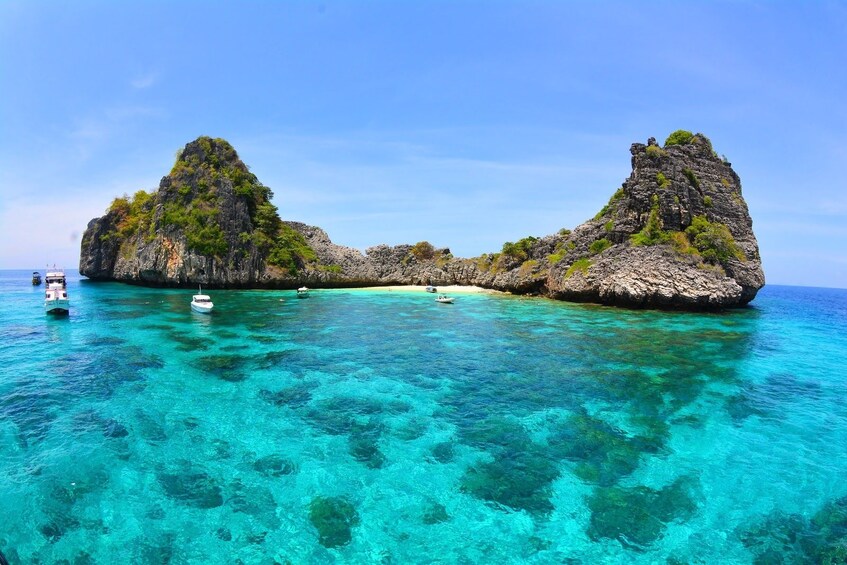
[80,132,765,309]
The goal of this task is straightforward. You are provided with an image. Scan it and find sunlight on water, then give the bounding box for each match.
[1,271,846,563]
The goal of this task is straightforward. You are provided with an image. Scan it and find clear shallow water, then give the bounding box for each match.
[1,271,846,564]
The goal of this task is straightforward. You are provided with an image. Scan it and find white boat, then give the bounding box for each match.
[191,286,214,314]
[435,294,454,304]
[296,287,310,298]
[425,285,438,293]
[44,268,69,315]
[32,271,42,285]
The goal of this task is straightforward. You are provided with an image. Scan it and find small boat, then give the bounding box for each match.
[32,271,42,285]
[425,285,438,293]
[44,268,69,315]
[191,286,214,314]
[435,294,454,304]
[296,287,310,298]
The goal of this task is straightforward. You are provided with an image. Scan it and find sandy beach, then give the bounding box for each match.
[351,284,504,295]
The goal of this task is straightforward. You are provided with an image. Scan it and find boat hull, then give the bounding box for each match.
[45,298,70,315]
[191,303,214,314]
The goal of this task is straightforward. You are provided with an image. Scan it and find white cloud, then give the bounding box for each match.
[131,72,158,89]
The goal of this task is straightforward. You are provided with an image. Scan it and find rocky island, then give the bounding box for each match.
[80,132,764,309]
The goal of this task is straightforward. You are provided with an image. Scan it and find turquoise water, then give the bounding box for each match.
[2,270,847,564]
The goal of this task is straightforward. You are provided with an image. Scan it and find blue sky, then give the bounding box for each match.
[1,1,845,288]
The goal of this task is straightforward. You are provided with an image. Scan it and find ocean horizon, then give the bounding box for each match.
[2,269,846,563]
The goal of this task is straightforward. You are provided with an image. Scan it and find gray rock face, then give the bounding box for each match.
[539,133,765,308]
[80,133,764,309]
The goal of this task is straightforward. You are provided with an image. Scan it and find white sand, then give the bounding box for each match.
[350,284,503,295]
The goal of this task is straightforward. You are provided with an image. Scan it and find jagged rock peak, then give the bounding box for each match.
[546,130,764,308]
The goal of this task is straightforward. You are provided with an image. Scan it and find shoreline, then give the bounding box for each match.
[344,284,505,295]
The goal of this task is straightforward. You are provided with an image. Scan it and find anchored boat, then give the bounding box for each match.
[44,268,69,315]
[191,285,214,314]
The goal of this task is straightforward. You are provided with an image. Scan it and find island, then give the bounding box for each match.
[79,132,764,309]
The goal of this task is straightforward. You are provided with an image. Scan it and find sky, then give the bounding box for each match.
[1,1,846,288]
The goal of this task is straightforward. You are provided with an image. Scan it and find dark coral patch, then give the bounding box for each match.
[309,496,360,548]
[739,495,847,563]
[430,442,455,464]
[348,424,385,469]
[197,354,250,382]
[253,454,298,477]
[586,476,699,550]
[461,453,559,515]
[229,479,280,529]
[259,382,315,408]
[459,417,561,515]
[549,410,661,487]
[727,373,823,424]
[158,470,223,509]
[102,418,129,438]
[422,502,450,525]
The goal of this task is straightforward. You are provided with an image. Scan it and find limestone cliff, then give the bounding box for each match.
[79,137,321,287]
[80,132,764,309]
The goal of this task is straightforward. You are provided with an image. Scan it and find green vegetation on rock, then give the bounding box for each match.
[267,224,317,274]
[656,172,670,189]
[565,258,592,278]
[594,188,625,220]
[645,145,668,158]
[410,241,436,261]
[682,168,700,188]
[105,190,155,242]
[685,215,746,264]
[631,195,670,246]
[664,130,694,146]
[547,242,569,265]
[589,238,612,255]
[98,136,319,271]
[501,236,538,261]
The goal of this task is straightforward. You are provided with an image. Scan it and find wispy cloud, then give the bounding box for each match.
[131,71,158,89]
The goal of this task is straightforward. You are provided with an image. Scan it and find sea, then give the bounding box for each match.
[1,269,846,564]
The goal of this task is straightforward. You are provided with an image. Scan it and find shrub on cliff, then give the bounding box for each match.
[594,188,625,220]
[682,168,700,188]
[565,258,592,278]
[664,130,694,146]
[646,145,667,158]
[410,241,436,261]
[685,216,745,264]
[589,238,611,255]
[631,195,670,246]
[267,224,317,275]
[501,236,538,261]
[106,190,155,241]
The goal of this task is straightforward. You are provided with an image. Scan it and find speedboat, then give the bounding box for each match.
[296,287,310,298]
[44,268,69,315]
[191,286,214,314]
[425,285,438,293]
[32,272,42,285]
[435,294,454,304]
